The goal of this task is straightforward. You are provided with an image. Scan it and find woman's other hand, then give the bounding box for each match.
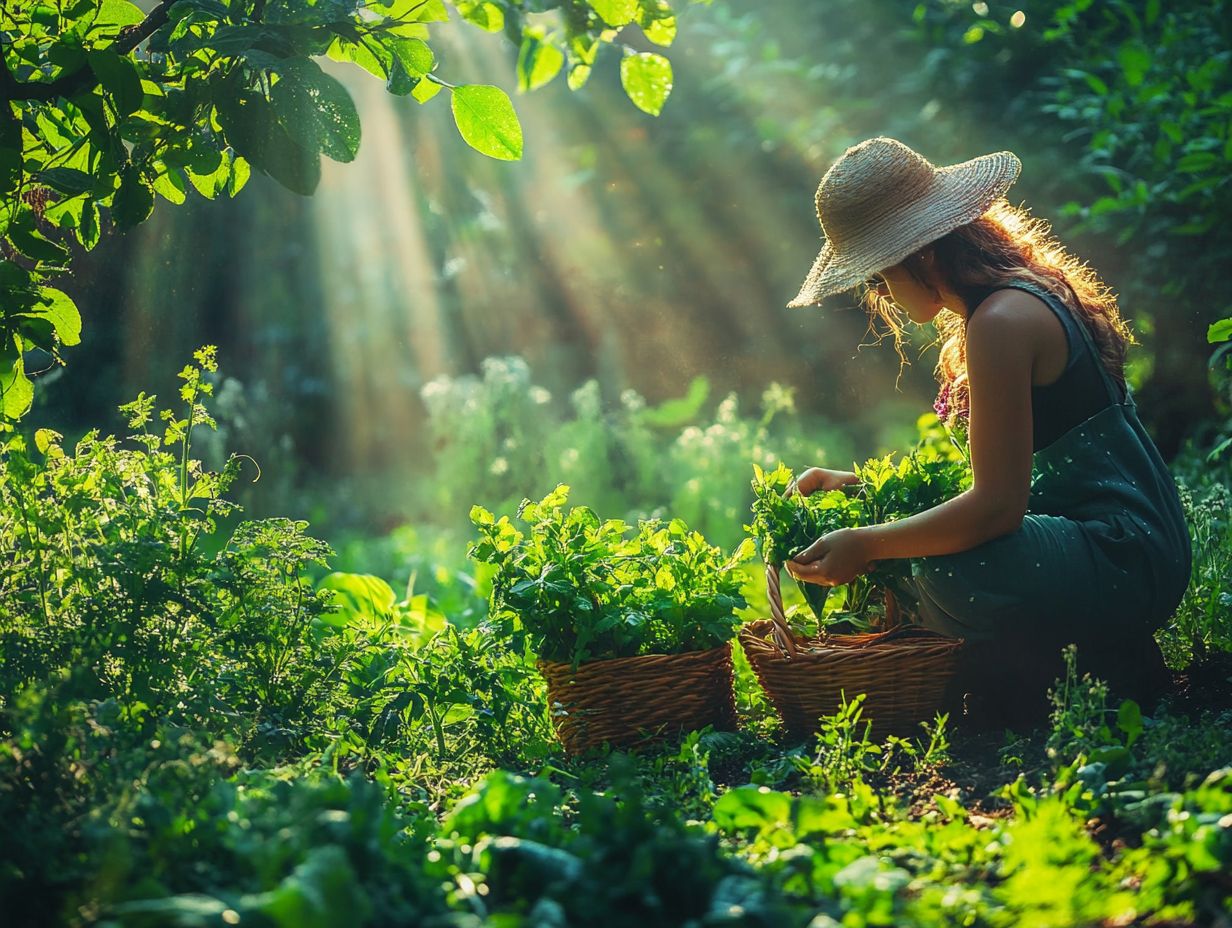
[786,527,873,587]
[786,467,860,498]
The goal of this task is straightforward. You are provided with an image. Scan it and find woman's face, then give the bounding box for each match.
[869,262,946,324]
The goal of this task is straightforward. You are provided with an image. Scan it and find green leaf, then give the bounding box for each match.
[455,0,503,31]
[6,223,70,263]
[588,0,638,27]
[450,84,523,160]
[228,155,251,196]
[216,91,321,196]
[411,76,442,103]
[1176,151,1218,173]
[517,30,564,93]
[90,0,146,30]
[151,166,187,204]
[77,198,100,249]
[326,36,391,80]
[384,0,449,22]
[0,347,33,420]
[1208,318,1232,344]
[22,287,81,346]
[87,48,144,116]
[620,52,672,115]
[637,0,676,46]
[1117,42,1150,87]
[319,572,398,623]
[387,38,434,95]
[270,59,361,163]
[37,168,94,195]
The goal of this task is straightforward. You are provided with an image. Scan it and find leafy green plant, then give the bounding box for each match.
[1158,479,1232,667]
[746,451,972,629]
[469,484,751,665]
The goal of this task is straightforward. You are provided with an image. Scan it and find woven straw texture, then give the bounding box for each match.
[538,644,737,755]
[740,563,964,741]
[788,137,1021,307]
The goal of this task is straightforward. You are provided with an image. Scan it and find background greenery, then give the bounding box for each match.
[3,0,1231,925]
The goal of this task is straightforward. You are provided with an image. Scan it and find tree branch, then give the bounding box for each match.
[1,1,172,104]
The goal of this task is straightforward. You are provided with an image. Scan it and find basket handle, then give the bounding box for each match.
[764,561,799,656]
[765,561,905,657]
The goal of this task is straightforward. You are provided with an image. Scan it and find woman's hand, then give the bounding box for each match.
[786,527,873,587]
[787,467,860,498]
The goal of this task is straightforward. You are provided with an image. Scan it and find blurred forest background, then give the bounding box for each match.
[28,0,1232,545]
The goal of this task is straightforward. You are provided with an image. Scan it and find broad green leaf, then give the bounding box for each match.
[713,786,793,832]
[450,84,522,161]
[637,0,677,46]
[320,572,397,622]
[77,198,100,249]
[270,59,361,163]
[385,0,449,22]
[588,0,638,27]
[23,288,82,346]
[412,77,442,103]
[620,52,672,115]
[1176,151,1218,173]
[186,149,233,199]
[111,166,154,228]
[6,223,70,263]
[217,90,321,195]
[91,0,146,30]
[1208,318,1232,344]
[326,36,391,80]
[0,349,33,420]
[87,49,144,116]
[228,154,251,196]
[643,14,676,46]
[387,38,434,95]
[151,166,187,204]
[567,64,592,91]
[455,0,503,31]
[517,30,564,93]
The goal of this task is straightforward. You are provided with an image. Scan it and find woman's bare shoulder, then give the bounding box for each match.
[968,287,1069,384]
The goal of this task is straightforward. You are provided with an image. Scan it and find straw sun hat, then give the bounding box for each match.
[787,137,1022,308]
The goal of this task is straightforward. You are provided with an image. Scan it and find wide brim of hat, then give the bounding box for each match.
[786,150,1021,309]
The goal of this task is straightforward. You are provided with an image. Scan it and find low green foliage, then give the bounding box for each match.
[5,352,1232,928]
[469,484,751,664]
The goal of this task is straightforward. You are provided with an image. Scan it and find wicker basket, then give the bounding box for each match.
[537,643,738,755]
[739,562,964,741]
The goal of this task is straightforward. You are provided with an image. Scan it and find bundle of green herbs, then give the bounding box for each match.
[747,452,972,631]
[469,485,752,666]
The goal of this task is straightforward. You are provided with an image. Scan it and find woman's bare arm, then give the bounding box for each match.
[851,294,1038,561]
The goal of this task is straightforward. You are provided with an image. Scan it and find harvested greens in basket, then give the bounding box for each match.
[469,484,751,665]
[747,453,972,630]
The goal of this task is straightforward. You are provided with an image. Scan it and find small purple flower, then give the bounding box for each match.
[933,382,951,421]
[933,381,970,426]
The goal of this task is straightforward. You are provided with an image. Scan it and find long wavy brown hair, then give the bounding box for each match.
[859,199,1135,427]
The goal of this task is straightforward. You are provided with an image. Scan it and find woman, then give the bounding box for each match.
[782,137,1192,726]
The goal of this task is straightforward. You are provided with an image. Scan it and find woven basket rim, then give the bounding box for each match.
[536,640,734,672]
[740,617,964,654]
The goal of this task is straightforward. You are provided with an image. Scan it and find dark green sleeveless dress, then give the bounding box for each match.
[905,279,1193,643]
